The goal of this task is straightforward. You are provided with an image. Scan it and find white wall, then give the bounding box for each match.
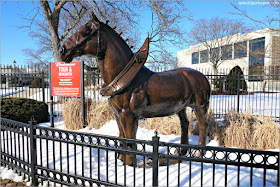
[177,28,279,75]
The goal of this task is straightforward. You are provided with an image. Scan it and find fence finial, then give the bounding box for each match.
[154,130,158,137]
[29,116,37,125]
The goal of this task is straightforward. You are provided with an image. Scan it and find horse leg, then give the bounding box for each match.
[119,111,138,166]
[115,114,125,161]
[196,106,209,146]
[177,109,189,155]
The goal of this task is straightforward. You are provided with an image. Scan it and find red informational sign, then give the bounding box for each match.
[51,61,81,97]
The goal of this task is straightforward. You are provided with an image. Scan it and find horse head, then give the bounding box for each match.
[60,13,104,63]
[60,13,134,85]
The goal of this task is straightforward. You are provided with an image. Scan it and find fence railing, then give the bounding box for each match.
[207,73,280,121]
[192,65,280,79]
[1,64,280,121]
[1,118,279,186]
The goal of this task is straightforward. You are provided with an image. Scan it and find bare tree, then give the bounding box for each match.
[230,0,280,90]
[230,0,280,29]
[145,0,190,69]
[21,0,190,69]
[147,49,177,71]
[21,1,88,63]
[188,17,252,74]
[84,0,191,69]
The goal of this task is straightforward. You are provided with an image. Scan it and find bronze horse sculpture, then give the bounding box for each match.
[61,14,211,166]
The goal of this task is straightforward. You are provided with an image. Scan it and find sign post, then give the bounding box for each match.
[81,61,85,127]
[50,61,83,127]
[49,64,54,127]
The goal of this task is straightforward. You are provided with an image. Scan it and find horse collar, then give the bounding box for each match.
[100,37,150,97]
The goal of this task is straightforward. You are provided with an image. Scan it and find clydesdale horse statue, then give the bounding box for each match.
[60,13,211,166]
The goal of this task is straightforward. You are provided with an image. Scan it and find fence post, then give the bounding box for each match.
[152,131,159,187]
[49,63,54,127]
[237,72,240,113]
[42,71,45,103]
[29,119,39,186]
[81,61,85,128]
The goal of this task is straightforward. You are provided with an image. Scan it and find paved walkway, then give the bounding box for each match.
[0,179,25,186]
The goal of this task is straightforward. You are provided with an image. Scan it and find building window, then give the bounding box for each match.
[210,47,219,62]
[234,41,247,58]
[192,52,199,64]
[249,37,265,79]
[221,45,232,60]
[249,37,265,67]
[200,50,208,63]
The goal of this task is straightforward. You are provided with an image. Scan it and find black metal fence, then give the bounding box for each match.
[1,118,279,186]
[1,64,280,121]
[1,64,103,116]
[207,73,280,121]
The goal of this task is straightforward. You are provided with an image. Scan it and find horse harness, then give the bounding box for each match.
[100,37,150,97]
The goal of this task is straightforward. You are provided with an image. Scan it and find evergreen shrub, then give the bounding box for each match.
[1,98,49,123]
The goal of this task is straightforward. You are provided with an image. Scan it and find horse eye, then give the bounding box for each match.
[60,46,65,54]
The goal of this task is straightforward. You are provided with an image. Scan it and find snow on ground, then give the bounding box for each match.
[1,118,279,186]
[0,166,24,182]
[211,92,280,118]
[1,88,279,185]
[0,87,26,97]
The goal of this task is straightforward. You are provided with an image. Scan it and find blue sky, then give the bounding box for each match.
[1,1,278,66]
[1,1,37,66]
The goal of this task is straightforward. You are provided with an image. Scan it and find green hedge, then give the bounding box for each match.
[1,98,49,123]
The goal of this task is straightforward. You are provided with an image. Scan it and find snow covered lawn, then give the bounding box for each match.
[1,118,279,186]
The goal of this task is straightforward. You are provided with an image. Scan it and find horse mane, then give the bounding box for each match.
[101,22,132,53]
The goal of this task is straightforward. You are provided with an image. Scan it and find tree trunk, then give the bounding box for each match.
[40,1,66,62]
[213,64,218,75]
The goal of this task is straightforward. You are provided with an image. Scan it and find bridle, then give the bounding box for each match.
[62,22,105,62]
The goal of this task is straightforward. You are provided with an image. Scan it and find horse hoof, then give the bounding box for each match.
[137,159,153,168]
[118,153,124,161]
[123,155,134,166]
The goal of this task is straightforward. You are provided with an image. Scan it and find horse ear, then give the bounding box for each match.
[91,11,100,22]
[75,34,81,44]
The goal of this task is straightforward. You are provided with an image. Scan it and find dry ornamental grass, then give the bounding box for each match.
[141,109,279,150]
[62,99,279,150]
[222,110,280,150]
[62,98,114,130]
[62,98,85,130]
[86,99,115,129]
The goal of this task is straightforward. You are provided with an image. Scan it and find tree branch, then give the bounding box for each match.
[60,4,88,41]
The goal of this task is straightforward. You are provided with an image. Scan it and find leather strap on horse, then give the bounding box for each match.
[100,37,150,97]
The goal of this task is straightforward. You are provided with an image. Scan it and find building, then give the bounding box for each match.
[177,28,280,76]
[1,66,32,87]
